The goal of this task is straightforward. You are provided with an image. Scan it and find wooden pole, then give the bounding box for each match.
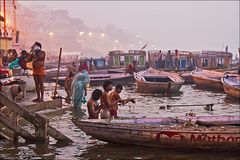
[159,103,214,111]
[53,48,62,98]
[12,112,19,143]
[3,0,7,35]
[0,113,36,142]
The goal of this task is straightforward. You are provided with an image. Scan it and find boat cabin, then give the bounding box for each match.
[108,50,146,69]
[79,57,108,70]
[191,51,232,69]
[148,50,233,71]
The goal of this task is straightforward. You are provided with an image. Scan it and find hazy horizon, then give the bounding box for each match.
[20,1,239,56]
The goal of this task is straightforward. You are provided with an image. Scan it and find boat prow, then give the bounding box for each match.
[221,74,240,99]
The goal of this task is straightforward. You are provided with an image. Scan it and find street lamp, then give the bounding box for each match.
[49,32,54,36]
[88,32,93,36]
[79,31,85,36]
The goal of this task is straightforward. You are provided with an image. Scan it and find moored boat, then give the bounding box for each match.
[72,116,240,150]
[191,68,224,91]
[134,68,184,93]
[54,73,134,86]
[221,74,240,99]
[179,71,194,84]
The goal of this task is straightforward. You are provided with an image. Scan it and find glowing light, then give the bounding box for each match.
[139,41,142,44]
[115,40,119,43]
[49,32,54,36]
[88,32,93,36]
[79,32,85,35]
[100,33,105,37]
[6,20,11,25]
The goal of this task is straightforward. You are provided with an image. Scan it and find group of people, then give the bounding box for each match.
[64,71,135,119]
[64,59,138,119]
[87,81,135,119]
[0,41,46,102]
[68,60,96,74]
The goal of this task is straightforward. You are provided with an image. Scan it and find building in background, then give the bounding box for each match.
[108,50,146,69]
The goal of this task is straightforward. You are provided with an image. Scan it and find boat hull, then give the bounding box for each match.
[135,78,183,93]
[72,117,240,150]
[90,74,134,86]
[54,74,134,86]
[191,69,224,91]
[134,68,184,93]
[179,72,194,84]
[221,75,240,99]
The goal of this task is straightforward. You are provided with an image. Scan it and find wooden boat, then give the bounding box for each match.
[45,67,69,81]
[134,68,184,93]
[54,73,134,86]
[72,115,240,150]
[191,68,224,91]
[221,74,240,99]
[179,71,194,84]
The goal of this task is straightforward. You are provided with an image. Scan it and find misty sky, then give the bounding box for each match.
[20,1,239,56]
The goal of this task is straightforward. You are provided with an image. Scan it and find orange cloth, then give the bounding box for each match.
[33,66,45,76]
[26,62,33,70]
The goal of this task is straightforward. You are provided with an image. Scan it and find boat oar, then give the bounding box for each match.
[52,48,62,99]
[159,103,214,111]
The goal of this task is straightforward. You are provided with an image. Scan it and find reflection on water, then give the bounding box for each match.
[80,143,240,160]
[0,84,239,159]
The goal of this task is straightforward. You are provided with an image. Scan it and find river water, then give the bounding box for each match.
[0,84,239,160]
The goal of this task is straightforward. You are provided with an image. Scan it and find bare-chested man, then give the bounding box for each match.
[109,84,135,118]
[27,42,46,102]
[87,89,103,119]
[100,80,120,119]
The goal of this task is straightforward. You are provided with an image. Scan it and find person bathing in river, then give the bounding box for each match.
[64,71,74,104]
[100,80,121,119]
[87,89,103,119]
[109,84,136,118]
[71,70,90,108]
